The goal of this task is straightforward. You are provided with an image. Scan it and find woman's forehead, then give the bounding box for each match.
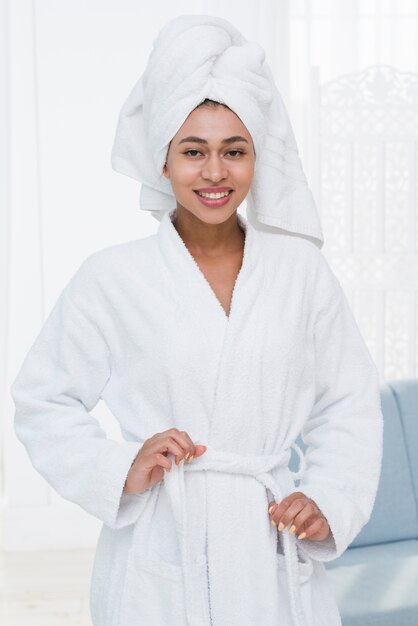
[172,106,254,145]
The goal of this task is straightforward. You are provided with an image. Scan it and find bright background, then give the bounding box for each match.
[1,0,417,553]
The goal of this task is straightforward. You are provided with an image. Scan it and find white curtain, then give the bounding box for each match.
[2,0,417,550]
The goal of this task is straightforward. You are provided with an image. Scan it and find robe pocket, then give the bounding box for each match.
[119,553,209,625]
[276,546,314,583]
[276,546,315,622]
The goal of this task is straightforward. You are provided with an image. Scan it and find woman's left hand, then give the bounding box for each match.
[268,491,331,541]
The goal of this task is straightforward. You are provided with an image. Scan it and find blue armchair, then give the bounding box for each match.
[291,378,418,626]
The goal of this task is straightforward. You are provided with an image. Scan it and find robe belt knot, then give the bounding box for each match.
[163,442,309,626]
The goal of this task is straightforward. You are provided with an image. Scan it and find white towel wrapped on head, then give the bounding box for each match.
[111,14,324,249]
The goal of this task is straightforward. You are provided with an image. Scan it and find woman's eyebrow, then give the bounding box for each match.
[178,135,249,145]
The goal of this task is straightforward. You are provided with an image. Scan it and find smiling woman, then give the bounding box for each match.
[162,100,255,231]
[160,99,254,317]
[11,12,383,626]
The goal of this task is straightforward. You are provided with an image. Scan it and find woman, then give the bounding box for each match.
[11,14,383,626]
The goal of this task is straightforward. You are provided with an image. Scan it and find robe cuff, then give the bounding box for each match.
[297,528,337,561]
[116,490,154,528]
[94,441,153,530]
[295,484,354,562]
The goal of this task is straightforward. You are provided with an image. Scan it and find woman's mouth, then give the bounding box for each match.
[194,190,233,207]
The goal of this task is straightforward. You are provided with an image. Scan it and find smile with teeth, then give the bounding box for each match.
[196,190,232,199]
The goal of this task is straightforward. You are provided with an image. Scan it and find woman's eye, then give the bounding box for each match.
[184,149,244,157]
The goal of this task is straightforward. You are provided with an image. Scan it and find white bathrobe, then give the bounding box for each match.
[11,208,383,626]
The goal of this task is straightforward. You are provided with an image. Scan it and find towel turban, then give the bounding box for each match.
[110,14,324,249]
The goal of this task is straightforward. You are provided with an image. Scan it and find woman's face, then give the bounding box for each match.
[163,105,255,225]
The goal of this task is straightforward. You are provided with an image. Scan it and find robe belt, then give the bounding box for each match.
[163,443,309,626]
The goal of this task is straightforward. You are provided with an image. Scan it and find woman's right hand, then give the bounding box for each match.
[123,428,208,494]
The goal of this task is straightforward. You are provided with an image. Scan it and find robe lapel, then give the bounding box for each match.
[158,208,227,339]
[157,207,262,338]
[156,210,309,625]
[157,207,266,441]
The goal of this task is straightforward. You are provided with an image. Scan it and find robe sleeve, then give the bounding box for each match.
[296,257,384,562]
[10,266,153,530]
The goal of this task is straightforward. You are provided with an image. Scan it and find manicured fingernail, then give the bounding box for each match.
[298,532,307,540]
[268,505,276,515]
[278,522,285,531]
[271,519,277,526]
[185,452,190,461]
[187,455,194,463]
[289,525,296,534]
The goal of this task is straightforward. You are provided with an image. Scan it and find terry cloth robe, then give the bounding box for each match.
[11,207,383,626]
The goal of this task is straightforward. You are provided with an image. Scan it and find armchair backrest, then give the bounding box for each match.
[292,378,418,548]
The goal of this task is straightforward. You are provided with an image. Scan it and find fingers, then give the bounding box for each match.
[268,492,328,540]
[132,450,172,473]
[270,495,309,535]
[153,452,173,473]
[149,429,207,467]
[193,444,208,458]
[125,430,207,494]
[145,429,192,466]
[300,516,330,541]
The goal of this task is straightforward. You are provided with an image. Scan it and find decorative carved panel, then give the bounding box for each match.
[312,65,418,380]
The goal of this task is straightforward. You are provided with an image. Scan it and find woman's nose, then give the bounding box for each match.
[201,155,228,181]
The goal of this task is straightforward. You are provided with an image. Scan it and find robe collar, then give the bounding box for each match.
[157,208,262,336]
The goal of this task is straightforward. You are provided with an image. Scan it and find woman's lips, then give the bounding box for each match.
[194,190,233,207]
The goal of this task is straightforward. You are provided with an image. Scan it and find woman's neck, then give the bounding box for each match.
[172,208,245,259]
